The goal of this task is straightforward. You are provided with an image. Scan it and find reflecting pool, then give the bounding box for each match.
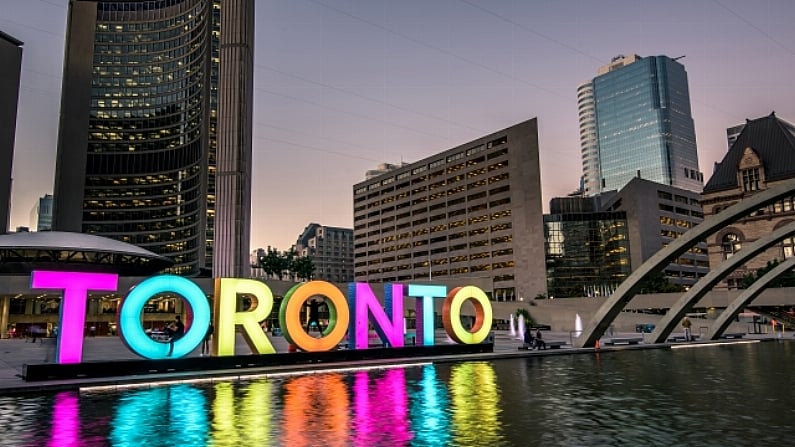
[1,341,794,446]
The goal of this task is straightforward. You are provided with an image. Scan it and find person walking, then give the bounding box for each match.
[201,322,214,356]
[682,316,693,341]
[166,315,185,357]
[306,299,325,334]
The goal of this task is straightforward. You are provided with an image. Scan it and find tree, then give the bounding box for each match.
[740,259,795,289]
[515,308,536,327]
[257,248,281,280]
[292,256,315,281]
[638,271,686,294]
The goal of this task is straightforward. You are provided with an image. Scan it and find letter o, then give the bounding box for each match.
[118,275,210,359]
[279,281,349,352]
[442,286,493,344]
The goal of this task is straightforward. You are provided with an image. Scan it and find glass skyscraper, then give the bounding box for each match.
[578,55,703,196]
[53,0,254,276]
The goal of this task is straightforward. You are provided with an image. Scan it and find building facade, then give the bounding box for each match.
[0,31,23,234]
[601,177,708,287]
[352,118,546,301]
[365,162,409,181]
[578,54,703,196]
[52,0,254,276]
[702,113,795,289]
[295,223,354,283]
[29,194,53,232]
[544,202,631,299]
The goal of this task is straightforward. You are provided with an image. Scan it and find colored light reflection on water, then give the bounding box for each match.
[2,342,795,446]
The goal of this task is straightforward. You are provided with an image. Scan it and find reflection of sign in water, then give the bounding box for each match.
[30,271,494,364]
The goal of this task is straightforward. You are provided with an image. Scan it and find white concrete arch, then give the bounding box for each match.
[707,255,795,340]
[574,178,795,348]
[648,219,795,343]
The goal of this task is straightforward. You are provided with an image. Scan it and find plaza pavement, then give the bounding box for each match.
[0,330,780,395]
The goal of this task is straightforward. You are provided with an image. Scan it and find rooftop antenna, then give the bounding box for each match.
[672,55,686,61]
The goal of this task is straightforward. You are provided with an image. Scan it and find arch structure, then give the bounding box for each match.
[706,255,795,340]
[575,178,795,348]
[648,219,795,343]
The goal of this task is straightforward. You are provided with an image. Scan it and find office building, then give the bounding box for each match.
[0,31,23,234]
[545,177,706,297]
[702,112,795,289]
[544,201,630,299]
[365,162,409,180]
[578,54,703,196]
[295,223,354,283]
[601,177,708,287]
[53,0,254,276]
[353,118,546,301]
[29,194,53,232]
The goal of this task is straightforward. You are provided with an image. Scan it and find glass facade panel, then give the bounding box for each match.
[583,56,701,195]
[544,212,631,298]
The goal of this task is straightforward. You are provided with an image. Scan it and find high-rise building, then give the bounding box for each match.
[353,118,546,301]
[0,31,23,234]
[578,54,703,196]
[295,223,354,283]
[53,0,254,276]
[365,162,409,180]
[30,194,53,232]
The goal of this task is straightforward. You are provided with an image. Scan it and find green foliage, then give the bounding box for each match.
[740,260,795,289]
[291,256,315,281]
[515,308,535,327]
[638,271,686,294]
[256,247,314,281]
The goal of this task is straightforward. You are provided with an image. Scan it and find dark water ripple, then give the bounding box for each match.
[0,341,792,446]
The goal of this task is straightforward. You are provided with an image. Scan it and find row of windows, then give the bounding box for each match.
[713,196,795,216]
[354,145,509,196]
[356,259,515,275]
[357,236,515,256]
[355,178,510,221]
[357,197,512,230]
[355,161,509,207]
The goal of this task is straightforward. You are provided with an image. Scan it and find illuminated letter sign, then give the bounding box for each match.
[30,270,495,363]
[213,278,276,356]
[31,271,118,364]
[443,286,493,344]
[280,281,350,352]
[408,284,448,346]
[118,275,210,359]
[350,283,404,349]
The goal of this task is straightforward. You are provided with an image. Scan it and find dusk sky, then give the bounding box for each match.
[3,0,795,251]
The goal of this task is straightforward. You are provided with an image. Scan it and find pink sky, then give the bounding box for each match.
[3,0,795,251]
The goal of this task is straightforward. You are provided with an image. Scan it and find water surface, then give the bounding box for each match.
[1,341,792,446]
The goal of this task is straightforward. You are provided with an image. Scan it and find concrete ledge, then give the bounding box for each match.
[23,343,493,382]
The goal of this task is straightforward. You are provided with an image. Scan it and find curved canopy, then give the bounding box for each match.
[0,231,173,275]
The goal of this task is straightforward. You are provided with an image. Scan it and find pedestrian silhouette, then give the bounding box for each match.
[306,299,325,333]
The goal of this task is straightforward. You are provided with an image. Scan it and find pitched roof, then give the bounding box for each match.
[704,112,795,193]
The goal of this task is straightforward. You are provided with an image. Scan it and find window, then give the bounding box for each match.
[783,236,795,259]
[722,233,742,260]
[741,168,760,192]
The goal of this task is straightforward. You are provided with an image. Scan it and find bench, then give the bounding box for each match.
[721,333,745,339]
[667,335,700,342]
[606,337,643,345]
[518,340,566,350]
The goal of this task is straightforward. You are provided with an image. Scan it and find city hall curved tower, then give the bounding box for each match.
[53,0,254,276]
